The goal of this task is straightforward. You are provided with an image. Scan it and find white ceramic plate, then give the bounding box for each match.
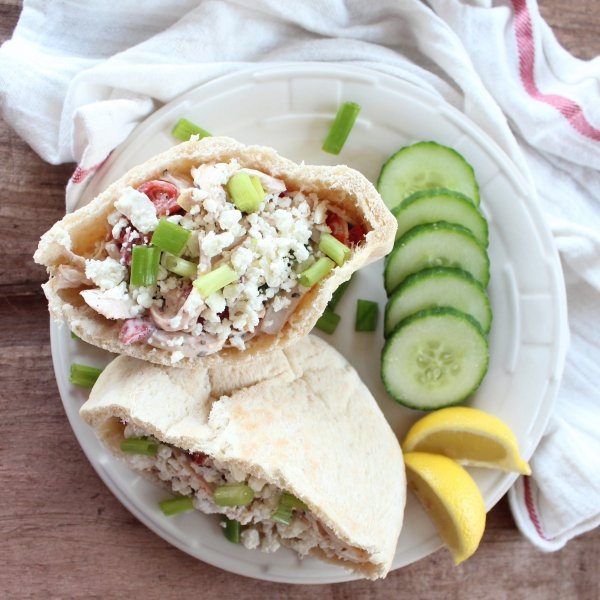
[50,63,568,584]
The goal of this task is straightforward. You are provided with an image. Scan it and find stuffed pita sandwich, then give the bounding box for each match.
[79,335,406,579]
[34,136,396,368]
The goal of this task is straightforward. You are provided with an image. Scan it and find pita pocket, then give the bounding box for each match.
[79,335,406,579]
[34,136,396,368]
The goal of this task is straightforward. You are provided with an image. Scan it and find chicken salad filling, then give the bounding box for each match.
[63,160,365,363]
[119,421,368,564]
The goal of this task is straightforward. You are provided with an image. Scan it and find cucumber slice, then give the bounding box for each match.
[392,188,488,247]
[381,307,489,410]
[384,222,490,295]
[377,141,480,211]
[384,267,492,336]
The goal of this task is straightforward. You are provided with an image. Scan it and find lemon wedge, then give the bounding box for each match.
[404,452,486,564]
[402,406,531,475]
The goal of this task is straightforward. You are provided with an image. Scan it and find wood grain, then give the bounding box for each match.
[0,2,598,599]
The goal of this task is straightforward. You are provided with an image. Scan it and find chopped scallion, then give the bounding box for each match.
[222,518,241,543]
[69,363,102,388]
[315,310,341,335]
[250,175,265,200]
[151,219,191,257]
[120,437,159,456]
[162,253,198,278]
[272,492,308,524]
[319,232,351,266]
[226,172,262,213]
[298,257,335,288]
[322,101,361,155]
[70,330,79,340]
[171,118,211,141]
[193,264,238,297]
[130,245,161,287]
[213,484,254,507]
[159,496,195,516]
[355,299,379,332]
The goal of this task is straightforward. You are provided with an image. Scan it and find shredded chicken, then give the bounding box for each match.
[120,423,367,564]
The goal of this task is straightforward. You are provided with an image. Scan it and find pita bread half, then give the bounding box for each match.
[79,335,406,579]
[34,136,396,369]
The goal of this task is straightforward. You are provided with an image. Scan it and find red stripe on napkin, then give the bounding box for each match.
[523,476,555,542]
[512,0,600,142]
[70,159,106,184]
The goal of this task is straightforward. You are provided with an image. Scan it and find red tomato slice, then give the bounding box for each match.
[137,180,181,216]
[326,212,349,244]
[348,223,366,245]
[190,452,209,466]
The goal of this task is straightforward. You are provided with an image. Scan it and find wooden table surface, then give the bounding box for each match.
[1,2,598,599]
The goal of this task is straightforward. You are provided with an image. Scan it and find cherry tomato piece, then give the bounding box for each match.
[137,180,181,216]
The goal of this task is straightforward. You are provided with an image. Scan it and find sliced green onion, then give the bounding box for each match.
[151,219,191,257]
[193,264,238,297]
[226,172,262,213]
[213,484,254,507]
[70,330,79,340]
[355,299,379,332]
[328,278,352,311]
[171,118,211,141]
[319,232,351,266]
[130,245,161,286]
[298,257,335,288]
[159,496,195,516]
[162,253,198,278]
[315,310,341,335]
[322,101,361,155]
[222,518,241,543]
[250,175,265,199]
[69,363,102,388]
[272,492,308,525]
[120,437,159,456]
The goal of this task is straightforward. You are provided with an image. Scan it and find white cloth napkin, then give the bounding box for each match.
[1,0,598,551]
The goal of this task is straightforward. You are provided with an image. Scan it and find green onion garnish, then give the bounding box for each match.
[151,219,191,257]
[130,245,161,287]
[322,101,361,155]
[298,257,335,288]
[328,278,352,311]
[315,310,341,335]
[213,484,254,507]
[319,232,351,266]
[272,492,308,525]
[70,330,79,340]
[171,118,211,141]
[120,437,159,456]
[162,253,198,278]
[226,172,263,213]
[355,299,379,332]
[222,517,241,543]
[250,175,265,199]
[193,264,238,297]
[69,363,102,388]
[159,496,195,516]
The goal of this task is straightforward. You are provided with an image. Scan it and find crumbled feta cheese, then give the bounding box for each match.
[205,292,226,315]
[241,528,260,550]
[131,285,155,309]
[201,231,234,257]
[114,186,158,233]
[271,295,291,312]
[85,257,126,290]
[218,208,242,231]
[170,351,185,364]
